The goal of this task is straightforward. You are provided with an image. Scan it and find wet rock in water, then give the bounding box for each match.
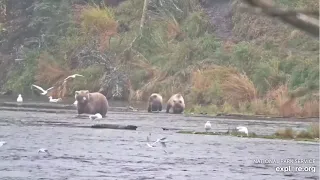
[91,124,138,130]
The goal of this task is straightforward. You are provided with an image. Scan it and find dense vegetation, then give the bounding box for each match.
[0,0,318,117]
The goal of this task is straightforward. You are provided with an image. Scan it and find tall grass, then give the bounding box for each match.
[80,5,116,34]
[35,52,70,87]
[190,66,257,106]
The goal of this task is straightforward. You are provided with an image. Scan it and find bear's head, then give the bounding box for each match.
[172,94,184,108]
[75,90,90,104]
[149,93,162,102]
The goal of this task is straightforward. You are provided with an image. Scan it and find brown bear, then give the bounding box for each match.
[147,93,163,112]
[166,93,185,114]
[75,90,109,117]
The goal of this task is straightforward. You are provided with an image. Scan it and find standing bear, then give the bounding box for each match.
[166,93,185,114]
[147,93,163,112]
[75,90,109,117]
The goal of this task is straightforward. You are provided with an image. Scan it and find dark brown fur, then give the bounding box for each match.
[75,90,109,117]
[147,93,163,112]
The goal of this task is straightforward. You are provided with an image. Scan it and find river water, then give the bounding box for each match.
[0,100,319,180]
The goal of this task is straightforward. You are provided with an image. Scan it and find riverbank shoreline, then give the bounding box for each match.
[176,131,320,143]
[1,101,318,144]
[0,101,318,123]
[184,113,319,123]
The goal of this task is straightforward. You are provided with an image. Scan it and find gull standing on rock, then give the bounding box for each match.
[48,96,62,103]
[32,84,54,95]
[89,113,102,120]
[236,126,249,137]
[17,94,23,103]
[204,121,211,132]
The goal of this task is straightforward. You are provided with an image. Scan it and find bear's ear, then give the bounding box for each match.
[75,91,80,96]
[84,90,90,100]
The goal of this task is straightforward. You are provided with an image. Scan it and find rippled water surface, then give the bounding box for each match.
[0,108,319,180]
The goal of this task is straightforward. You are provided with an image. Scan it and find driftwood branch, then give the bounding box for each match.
[240,0,319,37]
[140,0,150,33]
[120,0,150,57]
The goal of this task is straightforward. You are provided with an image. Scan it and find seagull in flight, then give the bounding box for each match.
[146,135,167,153]
[63,74,84,83]
[38,148,50,155]
[32,84,54,95]
[0,141,7,147]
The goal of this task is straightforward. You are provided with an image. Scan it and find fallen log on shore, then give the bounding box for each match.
[19,122,138,131]
[91,124,138,130]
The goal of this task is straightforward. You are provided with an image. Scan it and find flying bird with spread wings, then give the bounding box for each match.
[63,74,85,84]
[32,84,55,95]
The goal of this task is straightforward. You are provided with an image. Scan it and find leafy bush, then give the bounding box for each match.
[4,51,40,93]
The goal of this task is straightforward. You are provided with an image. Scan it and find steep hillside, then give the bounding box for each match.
[0,0,318,117]
[201,0,234,40]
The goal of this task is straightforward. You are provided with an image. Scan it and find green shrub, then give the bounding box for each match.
[4,51,40,94]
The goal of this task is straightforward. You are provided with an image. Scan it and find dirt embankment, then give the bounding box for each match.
[201,0,234,41]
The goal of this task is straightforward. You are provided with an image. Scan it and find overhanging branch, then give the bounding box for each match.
[240,0,319,37]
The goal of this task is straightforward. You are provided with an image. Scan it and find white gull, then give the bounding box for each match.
[49,96,62,103]
[17,94,23,102]
[32,84,54,95]
[89,113,102,120]
[204,121,211,132]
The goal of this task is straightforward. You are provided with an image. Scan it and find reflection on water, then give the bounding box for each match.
[0,95,147,109]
